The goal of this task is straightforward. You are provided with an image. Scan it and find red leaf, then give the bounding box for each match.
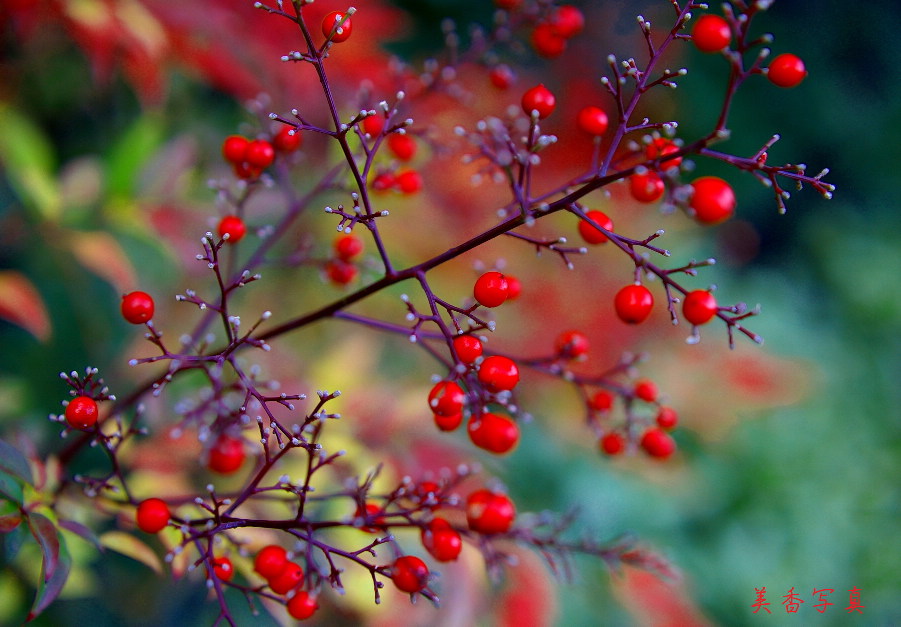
[27,513,60,583]
[26,524,71,622]
[0,271,51,341]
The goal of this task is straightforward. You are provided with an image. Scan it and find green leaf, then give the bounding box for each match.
[0,438,33,485]
[27,513,60,583]
[58,519,102,551]
[0,499,22,533]
[3,519,29,560]
[26,527,71,622]
[0,103,60,219]
[105,114,165,200]
[0,471,24,505]
[99,531,162,574]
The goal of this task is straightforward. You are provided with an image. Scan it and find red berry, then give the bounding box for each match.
[244,139,275,169]
[634,379,658,403]
[489,64,515,89]
[416,480,441,504]
[371,172,396,192]
[645,137,682,170]
[473,271,509,308]
[531,23,567,58]
[690,176,736,224]
[121,291,154,324]
[767,53,807,88]
[65,396,98,430]
[467,412,520,454]
[355,502,385,533]
[504,275,522,300]
[556,330,589,359]
[682,290,718,325]
[691,14,732,53]
[254,545,288,579]
[434,412,463,432]
[656,406,679,430]
[641,428,676,459]
[233,161,263,180]
[136,498,170,534]
[362,115,385,137]
[273,125,302,152]
[521,84,556,119]
[222,135,249,163]
[477,355,520,392]
[494,0,522,9]
[334,233,364,261]
[577,106,608,136]
[326,259,358,285]
[387,133,417,161]
[578,209,613,245]
[211,556,234,582]
[600,432,626,455]
[629,171,665,203]
[268,561,304,595]
[421,518,462,562]
[466,489,515,534]
[453,335,483,364]
[428,381,466,416]
[286,590,318,620]
[550,5,585,38]
[614,284,654,324]
[207,433,246,474]
[217,215,247,244]
[322,10,352,43]
[392,555,430,593]
[395,169,423,194]
[589,390,614,412]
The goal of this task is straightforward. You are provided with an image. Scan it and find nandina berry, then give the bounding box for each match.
[211,556,234,581]
[254,545,288,579]
[434,412,463,432]
[217,215,247,244]
[645,137,682,170]
[207,433,246,474]
[556,330,589,359]
[322,10,352,43]
[392,555,430,593]
[589,389,614,412]
[473,271,509,308]
[121,291,154,324]
[767,53,807,88]
[326,259,358,285]
[614,284,654,324]
[222,135,249,163]
[550,5,585,38]
[65,396,98,430]
[233,161,263,180]
[690,176,736,224]
[453,335,483,364]
[629,171,665,203]
[387,133,417,161]
[372,171,396,192]
[691,14,732,53]
[531,23,567,58]
[362,114,385,137]
[136,498,170,533]
[428,380,466,416]
[656,406,679,430]
[682,289,718,325]
[466,489,515,534]
[244,139,276,169]
[421,518,462,562]
[355,502,385,533]
[521,84,556,119]
[577,106,609,136]
[395,169,423,194]
[287,590,318,620]
[504,275,522,300]
[268,561,304,595]
[273,125,302,152]
[467,412,520,454]
[633,379,658,403]
[489,64,515,89]
[478,355,520,392]
[578,209,613,245]
[334,233,364,261]
[600,432,626,455]
[641,428,676,459]
[416,480,441,502]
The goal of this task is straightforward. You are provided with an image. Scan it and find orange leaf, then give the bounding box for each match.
[66,230,137,295]
[99,530,163,574]
[0,271,51,341]
[613,566,712,627]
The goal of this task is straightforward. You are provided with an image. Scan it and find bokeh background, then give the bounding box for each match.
[0,0,898,625]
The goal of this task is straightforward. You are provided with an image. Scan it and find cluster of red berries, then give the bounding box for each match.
[358,115,424,195]
[254,545,319,619]
[591,380,680,460]
[221,125,301,179]
[326,232,364,286]
[472,270,521,308]
[613,284,719,328]
[529,5,585,59]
